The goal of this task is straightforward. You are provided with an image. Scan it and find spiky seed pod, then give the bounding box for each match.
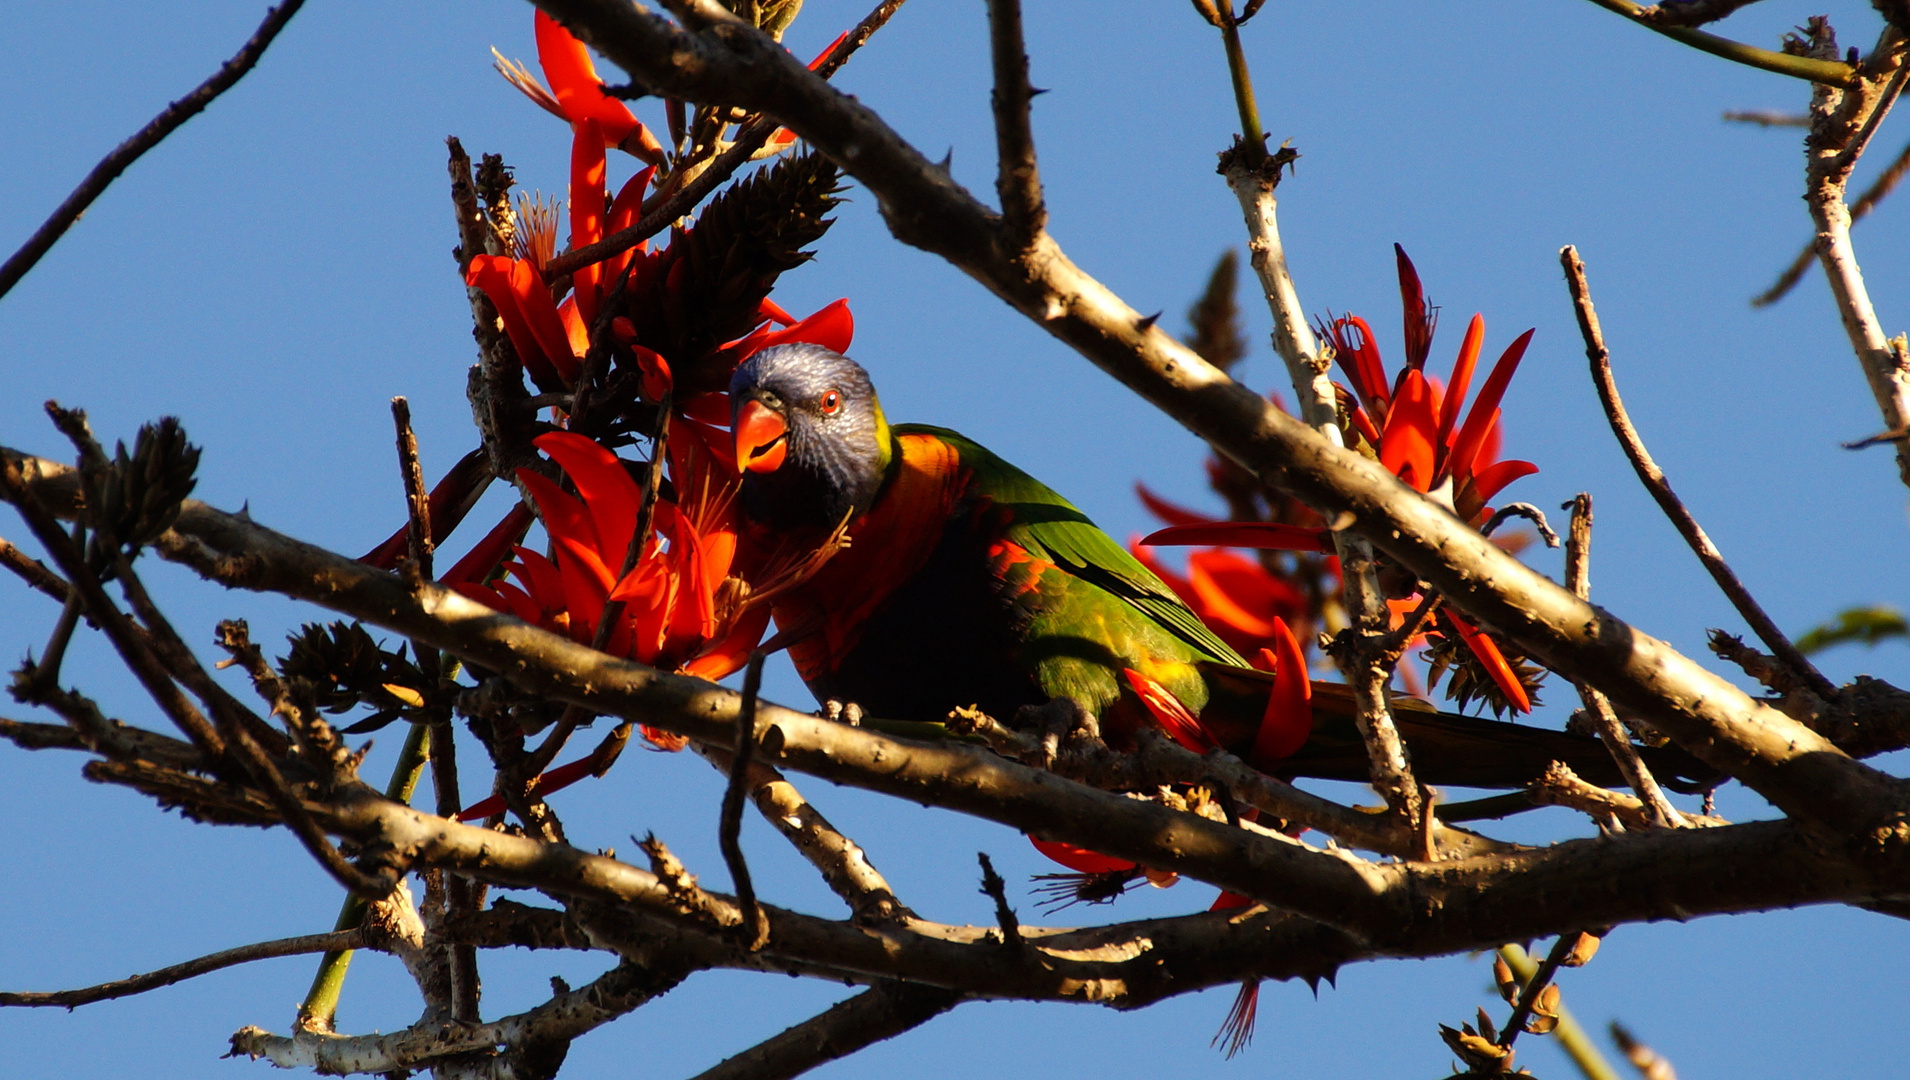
[620,150,843,393]
[82,417,200,562]
[1422,613,1548,718]
[279,621,428,720]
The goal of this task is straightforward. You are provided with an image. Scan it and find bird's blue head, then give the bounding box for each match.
[729,343,894,532]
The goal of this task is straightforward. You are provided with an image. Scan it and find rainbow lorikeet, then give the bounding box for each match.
[728,343,1708,791]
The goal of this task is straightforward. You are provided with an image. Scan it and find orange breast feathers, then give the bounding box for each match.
[776,433,969,683]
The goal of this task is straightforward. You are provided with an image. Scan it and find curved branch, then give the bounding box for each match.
[1578,0,1857,86]
[0,1,308,302]
[0,929,361,1008]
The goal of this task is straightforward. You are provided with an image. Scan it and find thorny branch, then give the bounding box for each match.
[1753,136,1910,306]
[1199,3,1423,831]
[1797,21,1910,489]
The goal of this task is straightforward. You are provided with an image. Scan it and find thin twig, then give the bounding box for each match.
[390,398,435,582]
[720,652,771,950]
[813,0,911,80]
[1561,246,1836,701]
[0,1,308,302]
[1579,0,1856,85]
[0,929,362,1008]
[1498,945,1625,1080]
[1481,502,1560,547]
[1611,1022,1682,1080]
[1797,24,1910,488]
[1498,932,1579,1052]
[975,853,1023,947]
[1204,4,1422,828]
[0,535,71,601]
[1560,493,1688,827]
[1753,137,1910,306]
[1724,109,1810,127]
[986,0,1045,246]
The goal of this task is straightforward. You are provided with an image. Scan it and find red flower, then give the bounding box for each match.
[465,121,657,391]
[1318,245,1538,524]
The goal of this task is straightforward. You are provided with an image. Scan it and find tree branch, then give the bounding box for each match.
[682,982,961,1080]
[1561,246,1835,703]
[1579,0,1857,85]
[0,929,363,1009]
[986,0,1045,246]
[0,1,308,302]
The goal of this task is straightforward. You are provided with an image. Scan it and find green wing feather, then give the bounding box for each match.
[897,425,1246,667]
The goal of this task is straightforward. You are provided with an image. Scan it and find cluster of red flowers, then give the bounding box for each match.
[1139,246,1541,713]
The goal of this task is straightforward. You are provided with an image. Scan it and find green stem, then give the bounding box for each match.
[1580,0,1857,86]
[296,720,432,1032]
[1497,944,1622,1080]
[1216,13,1266,162]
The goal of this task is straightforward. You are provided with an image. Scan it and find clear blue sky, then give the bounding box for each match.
[3,1,1906,1077]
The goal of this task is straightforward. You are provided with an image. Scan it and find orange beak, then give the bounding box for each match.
[734,399,788,474]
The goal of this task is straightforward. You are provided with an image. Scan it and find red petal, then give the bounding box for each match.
[1449,329,1533,484]
[467,256,556,385]
[1142,522,1334,553]
[756,297,798,326]
[1378,369,1438,492]
[534,10,640,145]
[1250,620,1313,765]
[453,752,599,822]
[441,504,537,587]
[1469,459,1539,504]
[632,344,672,402]
[1396,244,1433,371]
[605,166,655,280]
[1122,669,1215,752]
[535,432,642,565]
[509,258,582,384]
[1334,315,1390,414]
[569,121,607,329]
[508,549,567,610]
[1029,836,1135,874]
[740,298,854,358]
[678,392,733,427]
[1188,551,1277,642]
[1436,313,1485,454]
[682,602,773,680]
[808,30,851,70]
[1444,610,1532,713]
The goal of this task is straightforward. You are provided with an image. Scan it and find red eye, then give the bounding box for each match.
[819,389,842,415]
